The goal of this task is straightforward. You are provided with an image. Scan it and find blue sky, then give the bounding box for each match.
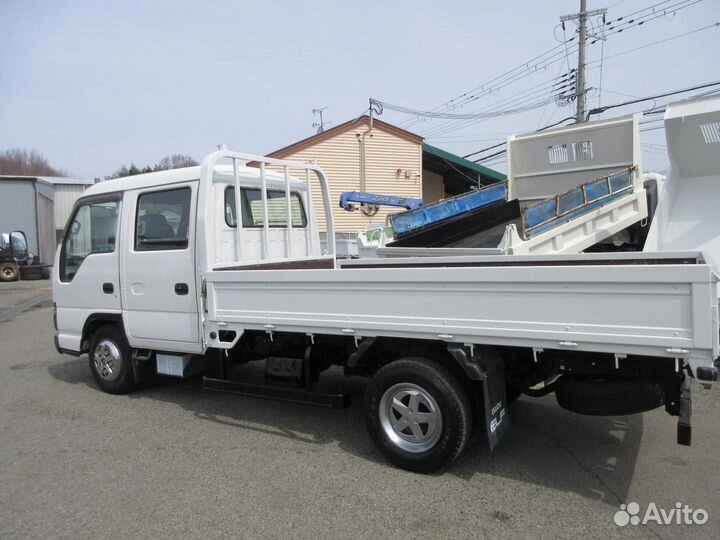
[1,0,718,178]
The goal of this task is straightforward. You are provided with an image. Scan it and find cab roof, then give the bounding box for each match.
[83,164,307,198]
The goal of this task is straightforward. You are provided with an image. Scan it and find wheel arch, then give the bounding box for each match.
[346,337,488,386]
[81,313,126,353]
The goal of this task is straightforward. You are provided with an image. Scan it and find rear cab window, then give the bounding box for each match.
[224,187,307,228]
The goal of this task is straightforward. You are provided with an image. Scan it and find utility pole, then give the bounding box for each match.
[560,1,606,123]
[576,0,587,122]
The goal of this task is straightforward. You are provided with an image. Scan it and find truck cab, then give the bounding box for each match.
[53,162,319,355]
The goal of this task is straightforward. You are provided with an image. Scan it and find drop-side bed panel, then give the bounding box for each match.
[203,253,719,372]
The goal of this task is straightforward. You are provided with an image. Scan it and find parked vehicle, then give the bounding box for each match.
[0,230,51,281]
[0,231,30,281]
[53,98,720,472]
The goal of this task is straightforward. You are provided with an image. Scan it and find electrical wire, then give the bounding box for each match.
[398,41,579,129]
[468,116,576,163]
[374,97,557,121]
[586,22,719,66]
[602,0,703,38]
[391,0,706,142]
[587,80,720,117]
[421,70,577,137]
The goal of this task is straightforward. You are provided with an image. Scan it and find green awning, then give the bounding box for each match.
[422,143,506,192]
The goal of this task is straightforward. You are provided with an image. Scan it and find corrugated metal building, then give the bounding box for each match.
[40,177,95,241]
[0,177,56,264]
[263,116,504,234]
[0,175,94,264]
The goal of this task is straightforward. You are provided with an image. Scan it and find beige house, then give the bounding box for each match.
[263,116,505,234]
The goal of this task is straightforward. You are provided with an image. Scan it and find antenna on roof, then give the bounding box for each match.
[312,107,331,133]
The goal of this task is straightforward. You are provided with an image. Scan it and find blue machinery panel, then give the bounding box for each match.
[339,191,424,212]
[390,182,509,236]
[523,168,633,238]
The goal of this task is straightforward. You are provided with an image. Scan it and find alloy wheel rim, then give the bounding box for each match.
[93,339,122,382]
[378,382,443,453]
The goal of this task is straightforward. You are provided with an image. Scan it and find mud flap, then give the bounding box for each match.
[677,376,692,446]
[476,348,510,450]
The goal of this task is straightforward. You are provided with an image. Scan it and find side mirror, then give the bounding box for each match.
[9,231,28,260]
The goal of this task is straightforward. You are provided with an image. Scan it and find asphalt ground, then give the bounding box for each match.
[0,280,718,540]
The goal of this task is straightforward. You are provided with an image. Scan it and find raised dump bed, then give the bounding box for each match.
[384,114,649,256]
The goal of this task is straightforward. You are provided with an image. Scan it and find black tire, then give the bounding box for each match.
[88,325,136,394]
[364,357,472,473]
[0,262,20,282]
[506,382,523,404]
[556,376,663,416]
[20,265,43,280]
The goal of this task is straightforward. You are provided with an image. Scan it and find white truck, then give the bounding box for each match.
[53,97,720,472]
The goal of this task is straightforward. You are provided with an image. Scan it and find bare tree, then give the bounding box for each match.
[153,154,198,171]
[108,154,198,179]
[0,148,68,176]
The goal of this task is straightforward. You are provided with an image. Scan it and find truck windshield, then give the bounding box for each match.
[10,232,27,256]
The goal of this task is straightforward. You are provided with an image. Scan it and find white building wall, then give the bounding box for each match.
[53,184,91,232]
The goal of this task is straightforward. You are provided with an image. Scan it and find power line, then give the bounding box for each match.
[602,0,700,31]
[398,39,583,130]
[425,81,564,137]
[421,69,578,138]
[468,116,577,163]
[587,80,720,117]
[399,47,579,131]
[463,141,507,160]
[587,21,719,66]
[373,96,557,121]
[391,0,707,142]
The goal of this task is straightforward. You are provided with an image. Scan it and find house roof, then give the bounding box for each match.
[265,115,424,159]
[260,115,505,191]
[0,175,94,186]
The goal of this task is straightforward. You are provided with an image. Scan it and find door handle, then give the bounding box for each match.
[174,283,189,295]
[102,282,114,294]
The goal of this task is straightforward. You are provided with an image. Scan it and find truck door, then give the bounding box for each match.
[54,194,123,352]
[121,183,200,351]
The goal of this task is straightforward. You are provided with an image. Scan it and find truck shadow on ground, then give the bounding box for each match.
[48,358,641,505]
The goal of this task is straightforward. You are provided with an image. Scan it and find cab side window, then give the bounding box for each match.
[60,200,119,282]
[135,188,191,251]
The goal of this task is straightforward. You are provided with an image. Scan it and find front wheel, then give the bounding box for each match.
[88,325,136,394]
[0,262,20,282]
[364,357,472,473]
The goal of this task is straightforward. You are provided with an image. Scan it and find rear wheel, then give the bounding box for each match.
[88,325,136,394]
[0,262,20,282]
[364,357,472,473]
[556,376,664,416]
